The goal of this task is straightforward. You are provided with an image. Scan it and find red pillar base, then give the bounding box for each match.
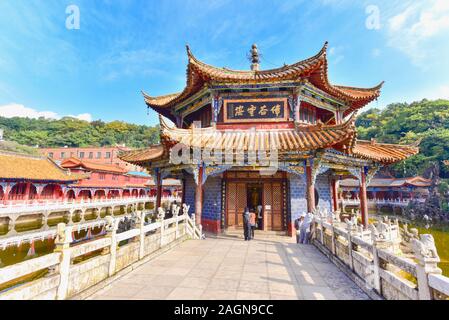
[201,219,221,234]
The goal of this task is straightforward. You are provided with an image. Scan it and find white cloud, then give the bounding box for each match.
[386,0,449,67]
[0,103,92,122]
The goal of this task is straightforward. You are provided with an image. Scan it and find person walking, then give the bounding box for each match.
[243,207,251,241]
[249,210,256,239]
[300,212,314,244]
[294,213,305,244]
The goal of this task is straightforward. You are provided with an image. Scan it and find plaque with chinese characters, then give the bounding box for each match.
[223,98,288,123]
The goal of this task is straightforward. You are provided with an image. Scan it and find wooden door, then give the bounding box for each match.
[226,182,246,228]
[263,183,273,230]
[271,182,283,231]
[263,182,284,231]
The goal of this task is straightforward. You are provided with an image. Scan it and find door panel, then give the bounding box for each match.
[226,182,247,228]
[226,182,237,227]
[263,183,273,230]
[236,183,247,227]
[272,183,283,231]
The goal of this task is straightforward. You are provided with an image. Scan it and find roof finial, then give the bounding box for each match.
[249,44,260,71]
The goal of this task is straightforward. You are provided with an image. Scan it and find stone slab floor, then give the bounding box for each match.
[87,234,369,300]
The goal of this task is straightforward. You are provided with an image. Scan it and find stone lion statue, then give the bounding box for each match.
[157,207,166,221]
[411,234,439,260]
[369,220,389,241]
[104,215,115,232]
[56,223,66,243]
[172,204,180,217]
[345,215,358,231]
[402,223,419,242]
[182,203,190,216]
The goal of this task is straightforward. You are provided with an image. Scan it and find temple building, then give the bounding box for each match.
[0,151,86,202]
[339,175,431,202]
[119,42,419,235]
[59,157,181,200]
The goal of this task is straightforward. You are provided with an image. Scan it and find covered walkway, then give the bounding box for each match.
[87,235,369,300]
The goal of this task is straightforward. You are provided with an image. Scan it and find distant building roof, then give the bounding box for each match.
[0,151,86,182]
[340,176,432,188]
[126,171,151,177]
[60,157,126,174]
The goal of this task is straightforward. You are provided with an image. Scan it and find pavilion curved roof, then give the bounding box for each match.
[143,42,384,119]
[119,115,419,167]
[350,140,419,164]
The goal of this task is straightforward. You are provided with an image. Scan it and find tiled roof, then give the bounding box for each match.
[118,114,357,164]
[0,152,86,182]
[118,145,165,164]
[159,113,356,152]
[143,42,383,118]
[60,157,127,174]
[340,176,431,188]
[351,140,419,164]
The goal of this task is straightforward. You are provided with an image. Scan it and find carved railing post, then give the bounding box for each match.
[54,222,73,300]
[346,223,354,271]
[330,221,336,255]
[103,216,119,277]
[412,234,442,300]
[138,211,146,260]
[157,207,166,247]
[173,205,180,239]
[369,224,392,294]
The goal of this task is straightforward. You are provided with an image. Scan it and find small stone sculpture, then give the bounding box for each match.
[157,207,166,221]
[173,204,180,217]
[182,203,190,216]
[55,223,66,243]
[412,234,439,260]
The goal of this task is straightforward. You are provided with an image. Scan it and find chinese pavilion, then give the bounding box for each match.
[119,42,419,235]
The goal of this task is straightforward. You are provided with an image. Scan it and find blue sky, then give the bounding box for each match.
[0,0,448,126]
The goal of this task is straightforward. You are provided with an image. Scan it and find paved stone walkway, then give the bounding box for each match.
[88,235,369,300]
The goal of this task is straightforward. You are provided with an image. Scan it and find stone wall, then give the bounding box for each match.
[288,173,333,235]
[202,176,222,233]
[184,174,196,214]
[316,174,332,212]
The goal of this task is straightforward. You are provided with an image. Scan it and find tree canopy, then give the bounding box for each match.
[356,99,449,178]
[0,116,160,149]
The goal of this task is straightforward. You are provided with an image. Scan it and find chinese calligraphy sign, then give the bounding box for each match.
[223,98,288,123]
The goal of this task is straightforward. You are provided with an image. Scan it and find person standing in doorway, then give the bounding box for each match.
[257,204,263,230]
[243,207,251,241]
[249,210,256,239]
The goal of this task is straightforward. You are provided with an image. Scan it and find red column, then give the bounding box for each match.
[155,170,162,209]
[195,166,204,225]
[331,178,338,212]
[25,182,31,200]
[360,167,369,229]
[306,160,315,213]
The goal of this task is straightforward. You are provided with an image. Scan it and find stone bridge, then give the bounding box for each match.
[85,234,368,300]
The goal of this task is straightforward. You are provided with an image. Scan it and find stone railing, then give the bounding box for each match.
[0,196,181,240]
[340,198,418,207]
[0,207,202,300]
[312,213,449,300]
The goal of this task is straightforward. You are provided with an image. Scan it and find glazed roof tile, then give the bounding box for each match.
[0,152,86,182]
[143,42,383,118]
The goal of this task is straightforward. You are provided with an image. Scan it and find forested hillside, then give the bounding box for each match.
[356,99,449,178]
[0,116,160,149]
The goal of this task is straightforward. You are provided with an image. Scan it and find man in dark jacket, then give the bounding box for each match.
[243,208,251,241]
